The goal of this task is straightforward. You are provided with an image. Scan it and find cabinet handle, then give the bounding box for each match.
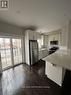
[51,63,57,67]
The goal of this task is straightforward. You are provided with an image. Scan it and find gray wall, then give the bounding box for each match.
[0,21,23,37]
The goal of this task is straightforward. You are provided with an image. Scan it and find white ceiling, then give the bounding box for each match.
[0,0,71,33]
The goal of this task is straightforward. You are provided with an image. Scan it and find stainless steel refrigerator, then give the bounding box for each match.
[29,40,38,66]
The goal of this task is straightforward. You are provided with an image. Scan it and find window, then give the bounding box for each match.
[0,37,23,70]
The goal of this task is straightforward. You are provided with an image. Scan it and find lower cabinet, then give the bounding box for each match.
[45,61,63,86]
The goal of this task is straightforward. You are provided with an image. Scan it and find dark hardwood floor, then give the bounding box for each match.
[0,60,61,95]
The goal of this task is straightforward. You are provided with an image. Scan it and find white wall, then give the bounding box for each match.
[0,21,23,37]
[60,20,71,49]
[67,20,71,49]
[60,21,68,48]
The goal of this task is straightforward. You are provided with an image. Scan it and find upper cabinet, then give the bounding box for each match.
[28,30,35,40]
[48,33,61,47]
[28,30,40,40]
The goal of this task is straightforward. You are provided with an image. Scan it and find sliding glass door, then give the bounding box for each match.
[0,38,12,69]
[12,38,22,65]
[0,37,22,70]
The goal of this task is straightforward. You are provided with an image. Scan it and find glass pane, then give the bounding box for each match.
[5,38,12,68]
[12,38,22,65]
[0,38,4,49]
[0,38,12,69]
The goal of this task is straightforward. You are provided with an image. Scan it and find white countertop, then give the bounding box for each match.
[43,49,71,70]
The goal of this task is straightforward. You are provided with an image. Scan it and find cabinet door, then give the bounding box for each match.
[34,32,38,40]
[48,33,60,46]
[46,62,62,86]
[29,31,38,40]
[29,31,34,40]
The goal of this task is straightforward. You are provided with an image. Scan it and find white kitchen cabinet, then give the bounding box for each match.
[28,31,33,40]
[48,33,61,47]
[28,30,39,40]
[45,61,63,86]
[44,49,69,86]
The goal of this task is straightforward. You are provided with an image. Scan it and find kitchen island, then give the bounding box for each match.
[43,49,71,86]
